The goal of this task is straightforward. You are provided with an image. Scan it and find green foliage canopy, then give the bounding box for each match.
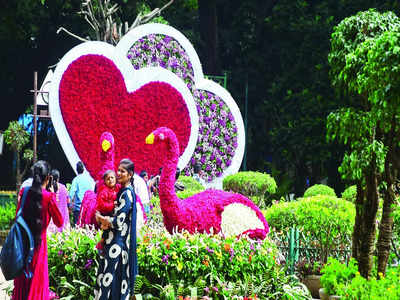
[327,9,400,181]
[3,121,29,153]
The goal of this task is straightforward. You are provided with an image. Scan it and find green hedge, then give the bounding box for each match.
[0,201,16,230]
[264,195,355,262]
[223,171,277,208]
[0,192,16,207]
[304,184,336,198]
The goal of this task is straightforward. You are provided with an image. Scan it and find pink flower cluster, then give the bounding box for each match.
[128,34,238,182]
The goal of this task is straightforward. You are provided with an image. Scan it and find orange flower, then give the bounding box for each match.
[178,296,183,300]
[202,259,209,267]
[143,235,150,244]
[224,243,230,252]
[163,239,172,249]
[248,254,252,262]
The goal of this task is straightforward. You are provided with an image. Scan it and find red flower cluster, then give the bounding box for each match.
[59,54,191,177]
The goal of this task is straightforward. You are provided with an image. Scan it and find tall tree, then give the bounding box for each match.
[327,9,400,277]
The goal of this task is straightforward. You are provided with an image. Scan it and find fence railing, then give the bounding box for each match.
[205,71,229,89]
[272,227,352,275]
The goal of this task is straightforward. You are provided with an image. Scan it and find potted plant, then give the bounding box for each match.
[296,258,323,298]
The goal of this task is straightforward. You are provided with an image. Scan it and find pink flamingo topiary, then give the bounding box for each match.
[145,127,269,239]
[79,132,147,230]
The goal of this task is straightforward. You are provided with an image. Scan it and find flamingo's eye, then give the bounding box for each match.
[159,133,165,140]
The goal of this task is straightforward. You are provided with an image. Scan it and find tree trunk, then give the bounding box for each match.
[377,180,395,276]
[357,171,379,279]
[198,0,219,75]
[377,133,398,276]
[352,182,364,261]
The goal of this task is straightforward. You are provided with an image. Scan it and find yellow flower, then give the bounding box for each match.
[172,251,178,260]
[177,261,183,271]
[215,250,222,260]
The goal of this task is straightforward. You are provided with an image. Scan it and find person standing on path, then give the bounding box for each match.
[94,158,138,300]
[12,160,63,300]
[47,169,71,233]
[69,161,95,226]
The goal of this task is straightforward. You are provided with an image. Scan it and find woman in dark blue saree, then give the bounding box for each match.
[94,158,137,300]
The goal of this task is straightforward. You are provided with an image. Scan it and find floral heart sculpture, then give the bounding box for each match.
[117,24,245,188]
[49,42,198,180]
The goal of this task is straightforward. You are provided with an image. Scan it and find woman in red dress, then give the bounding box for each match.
[12,160,63,300]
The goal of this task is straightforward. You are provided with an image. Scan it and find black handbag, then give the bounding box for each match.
[0,187,35,280]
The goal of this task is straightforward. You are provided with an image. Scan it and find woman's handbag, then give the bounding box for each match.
[0,187,34,280]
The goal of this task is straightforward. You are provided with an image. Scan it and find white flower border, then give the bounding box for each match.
[117,24,246,189]
[49,41,199,178]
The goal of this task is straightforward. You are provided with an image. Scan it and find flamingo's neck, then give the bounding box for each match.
[98,150,114,180]
[159,134,180,211]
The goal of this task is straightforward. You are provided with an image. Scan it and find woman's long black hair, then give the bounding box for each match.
[50,169,60,193]
[26,160,50,247]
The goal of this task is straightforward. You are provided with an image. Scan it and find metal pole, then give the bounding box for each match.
[33,71,38,163]
[289,227,295,275]
[243,74,248,171]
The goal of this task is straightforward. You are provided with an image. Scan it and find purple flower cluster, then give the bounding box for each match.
[128,34,238,181]
[185,90,237,181]
[84,259,93,269]
[162,254,169,265]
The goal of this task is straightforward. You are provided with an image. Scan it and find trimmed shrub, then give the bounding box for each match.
[304,184,336,198]
[262,201,298,232]
[264,195,355,262]
[0,201,16,230]
[177,175,205,192]
[223,171,277,208]
[341,185,357,202]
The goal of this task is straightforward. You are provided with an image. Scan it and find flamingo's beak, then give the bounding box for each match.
[145,133,155,145]
[102,140,111,152]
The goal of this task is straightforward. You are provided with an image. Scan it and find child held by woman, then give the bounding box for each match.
[95,170,120,254]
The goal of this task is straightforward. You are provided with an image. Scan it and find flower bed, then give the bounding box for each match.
[48,223,310,299]
[47,226,100,299]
